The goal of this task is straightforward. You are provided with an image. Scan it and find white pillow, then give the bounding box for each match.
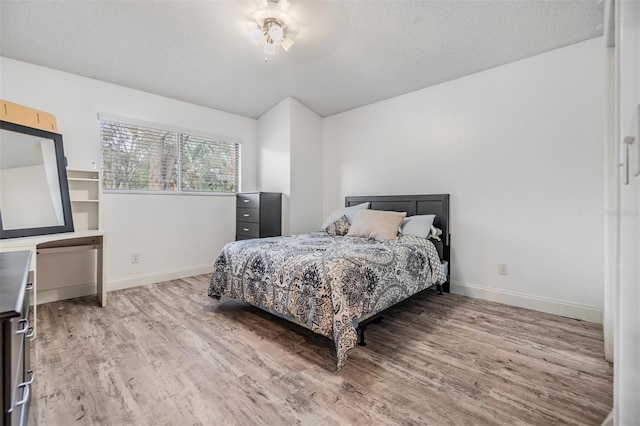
[321,202,370,229]
[400,215,436,239]
[429,225,443,241]
[347,209,407,241]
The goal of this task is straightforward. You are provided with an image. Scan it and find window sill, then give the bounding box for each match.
[102,190,238,197]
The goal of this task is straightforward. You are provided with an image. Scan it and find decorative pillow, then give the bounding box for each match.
[428,225,443,241]
[325,215,351,236]
[399,214,436,239]
[320,202,370,230]
[347,210,407,241]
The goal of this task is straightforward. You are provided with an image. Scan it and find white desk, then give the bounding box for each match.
[0,230,105,337]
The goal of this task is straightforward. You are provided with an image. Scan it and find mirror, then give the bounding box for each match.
[0,121,74,239]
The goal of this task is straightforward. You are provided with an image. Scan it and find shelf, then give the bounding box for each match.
[68,178,99,182]
[67,168,98,173]
[67,169,101,231]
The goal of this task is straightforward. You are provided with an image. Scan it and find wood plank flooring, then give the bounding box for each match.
[28,275,612,425]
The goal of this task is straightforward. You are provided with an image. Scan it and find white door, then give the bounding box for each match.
[614,0,640,424]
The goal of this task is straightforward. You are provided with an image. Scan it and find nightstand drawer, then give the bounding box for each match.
[237,208,259,223]
[236,222,260,238]
[237,193,260,208]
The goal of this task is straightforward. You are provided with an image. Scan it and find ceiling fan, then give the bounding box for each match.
[248,0,296,56]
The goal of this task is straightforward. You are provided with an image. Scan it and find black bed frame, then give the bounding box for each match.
[344,194,451,346]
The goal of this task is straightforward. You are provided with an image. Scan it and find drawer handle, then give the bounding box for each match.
[20,370,35,387]
[15,371,34,407]
[26,326,35,339]
[15,385,30,407]
[16,319,30,335]
[243,228,250,232]
[26,283,34,292]
[243,214,250,217]
[243,199,251,203]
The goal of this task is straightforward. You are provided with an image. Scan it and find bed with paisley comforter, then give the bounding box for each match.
[208,194,450,370]
[208,232,445,370]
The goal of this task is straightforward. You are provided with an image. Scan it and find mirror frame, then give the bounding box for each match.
[0,120,74,239]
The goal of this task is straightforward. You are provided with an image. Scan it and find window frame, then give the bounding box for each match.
[98,114,241,196]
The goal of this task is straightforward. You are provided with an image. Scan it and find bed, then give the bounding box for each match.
[208,194,451,370]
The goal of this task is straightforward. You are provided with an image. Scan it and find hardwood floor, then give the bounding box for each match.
[28,275,612,425]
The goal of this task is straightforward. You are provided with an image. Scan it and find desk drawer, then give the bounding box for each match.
[236,222,260,238]
[2,314,30,426]
[0,251,33,426]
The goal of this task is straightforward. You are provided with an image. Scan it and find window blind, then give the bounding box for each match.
[100,120,240,193]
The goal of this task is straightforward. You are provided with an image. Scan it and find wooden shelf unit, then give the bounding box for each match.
[67,169,101,231]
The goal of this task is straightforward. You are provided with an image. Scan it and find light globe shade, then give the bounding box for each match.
[268,24,284,43]
[281,37,294,52]
[263,43,276,55]
[249,28,264,45]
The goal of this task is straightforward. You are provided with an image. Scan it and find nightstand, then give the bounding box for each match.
[236,192,282,240]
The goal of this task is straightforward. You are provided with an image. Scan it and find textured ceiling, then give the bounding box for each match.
[0,1,603,118]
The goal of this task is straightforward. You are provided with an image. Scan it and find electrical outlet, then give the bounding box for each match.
[131,253,140,264]
[498,263,509,275]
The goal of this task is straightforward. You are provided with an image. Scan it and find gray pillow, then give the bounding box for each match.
[400,215,436,238]
[321,202,370,229]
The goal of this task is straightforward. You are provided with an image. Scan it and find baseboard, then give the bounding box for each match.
[36,265,213,304]
[600,410,613,426]
[38,283,97,305]
[107,264,214,291]
[450,281,603,324]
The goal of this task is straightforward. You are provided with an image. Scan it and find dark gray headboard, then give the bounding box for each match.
[344,194,450,262]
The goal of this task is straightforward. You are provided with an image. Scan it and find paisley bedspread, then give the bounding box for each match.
[208,232,446,370]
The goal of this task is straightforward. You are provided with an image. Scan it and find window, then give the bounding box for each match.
[100,119,240,193]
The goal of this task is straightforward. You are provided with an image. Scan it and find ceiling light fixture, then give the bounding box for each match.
[249,0,296,58]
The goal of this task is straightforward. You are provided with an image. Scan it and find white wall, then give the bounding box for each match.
[258,98,291,234]
[290,99,323,234]
[0,57,258,292]
[323,38,606,322]
[258,97,323,235]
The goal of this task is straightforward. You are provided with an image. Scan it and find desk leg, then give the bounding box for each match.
[97,241,106,307]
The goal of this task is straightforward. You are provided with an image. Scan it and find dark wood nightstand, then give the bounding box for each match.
[236,192,282,240]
